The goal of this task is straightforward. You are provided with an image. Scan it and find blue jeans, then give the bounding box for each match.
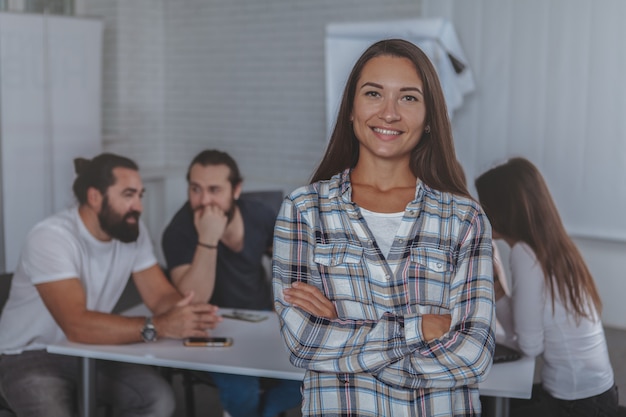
[510,383,619,417]
[0,350,175,417]
[201,372,302,417]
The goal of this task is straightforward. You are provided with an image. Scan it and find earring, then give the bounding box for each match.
[424,125,431,134]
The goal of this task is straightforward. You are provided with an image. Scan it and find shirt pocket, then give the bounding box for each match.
[314,243,375,319]
[408,247,454,310]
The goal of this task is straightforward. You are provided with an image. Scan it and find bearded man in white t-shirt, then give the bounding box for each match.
[0,153,222,417]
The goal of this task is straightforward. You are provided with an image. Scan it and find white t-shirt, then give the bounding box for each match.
[359,208,404,258]
[0,206,157,354]
[496,242,614,400]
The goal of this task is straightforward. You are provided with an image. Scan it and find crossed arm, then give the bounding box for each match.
[283,282,451,342]
[168,205,229,303]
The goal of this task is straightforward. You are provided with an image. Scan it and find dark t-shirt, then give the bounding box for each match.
[161,198,276,310]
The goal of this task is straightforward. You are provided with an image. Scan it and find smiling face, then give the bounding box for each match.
[350,55,427,165]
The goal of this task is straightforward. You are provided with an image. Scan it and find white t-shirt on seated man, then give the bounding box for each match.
[0,207,155,353]
[0,153,221,417]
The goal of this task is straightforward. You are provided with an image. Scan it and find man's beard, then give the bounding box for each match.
[225,198,236,223]
[98,196,141,243]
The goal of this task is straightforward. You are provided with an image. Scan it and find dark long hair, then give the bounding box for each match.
[187,149,243,187]
[311,39,468,198]
[72,153,138,205]
[475,157,602,320]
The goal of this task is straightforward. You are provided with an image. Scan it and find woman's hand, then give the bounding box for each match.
[422,314,452,342]
[283,282,338,319]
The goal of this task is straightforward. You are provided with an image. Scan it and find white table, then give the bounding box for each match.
[48,306,534,417]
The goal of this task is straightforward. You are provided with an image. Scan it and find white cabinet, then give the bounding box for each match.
[0,13,102,272]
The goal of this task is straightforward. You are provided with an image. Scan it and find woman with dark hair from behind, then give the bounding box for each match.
[272,38,495,416]
[475,157,618,416]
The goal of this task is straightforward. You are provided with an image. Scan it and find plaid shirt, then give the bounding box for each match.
[273,170,495,417]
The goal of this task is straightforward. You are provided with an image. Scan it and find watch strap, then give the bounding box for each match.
[141,316,157,342]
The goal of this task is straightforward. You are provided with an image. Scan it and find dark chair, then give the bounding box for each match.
[168,369,289,417]
[111,276,143,314]
[240,190,284,218]
[159,368,228,417]
[0,395,15,417]
[0,273,12,315]
[0,273,15,417]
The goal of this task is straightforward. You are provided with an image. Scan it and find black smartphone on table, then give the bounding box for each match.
[183,337,233,347]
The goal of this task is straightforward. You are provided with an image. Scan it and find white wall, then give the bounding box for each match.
[0,13,102,272]
[83,0,166,167]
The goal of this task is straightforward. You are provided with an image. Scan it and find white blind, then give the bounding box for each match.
[425,0,626,242]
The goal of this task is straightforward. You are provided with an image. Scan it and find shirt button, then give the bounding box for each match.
[436,262,443,269]
[398,239,404,243]
[385,274,391,281]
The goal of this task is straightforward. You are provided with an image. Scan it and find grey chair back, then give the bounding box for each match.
[240,190,284,218]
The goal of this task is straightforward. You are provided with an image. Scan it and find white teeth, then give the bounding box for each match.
[373,127,400,135]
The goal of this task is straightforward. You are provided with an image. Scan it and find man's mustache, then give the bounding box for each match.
[124,211,141,221]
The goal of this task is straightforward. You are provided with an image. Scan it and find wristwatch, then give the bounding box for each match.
[141,316,157,342]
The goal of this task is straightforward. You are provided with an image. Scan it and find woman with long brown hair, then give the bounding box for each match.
[475,157,617,416]
[272,39,495,416]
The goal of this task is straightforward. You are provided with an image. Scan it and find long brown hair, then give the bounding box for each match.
[186,149,243,187]
[311,39,469,198]
[475,157,602,320]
